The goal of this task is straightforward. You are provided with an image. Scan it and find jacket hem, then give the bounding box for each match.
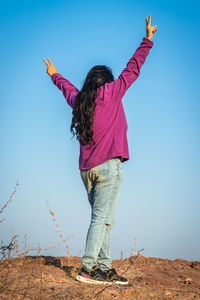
[79,155,129,171]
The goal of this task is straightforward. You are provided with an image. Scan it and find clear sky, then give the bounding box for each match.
[1,0,199,261]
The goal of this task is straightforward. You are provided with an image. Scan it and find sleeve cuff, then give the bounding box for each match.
[143,37,154,47]
[51,72,60,83]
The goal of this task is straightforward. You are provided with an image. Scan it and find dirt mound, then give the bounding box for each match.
[0,254,200,299]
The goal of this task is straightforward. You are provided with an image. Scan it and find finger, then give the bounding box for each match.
[43,58,49,66]
[146,17,148,26]
[149,15,151,26]
[152,26,157,33]
[47,57,53,65]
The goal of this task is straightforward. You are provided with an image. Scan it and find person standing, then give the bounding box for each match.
[43,15,157,285]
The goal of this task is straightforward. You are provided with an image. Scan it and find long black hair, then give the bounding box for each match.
[70,65,114,146]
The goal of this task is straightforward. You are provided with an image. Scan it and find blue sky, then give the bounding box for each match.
[0,0,199,261]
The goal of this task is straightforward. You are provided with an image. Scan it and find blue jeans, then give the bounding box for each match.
[80,157,124,272]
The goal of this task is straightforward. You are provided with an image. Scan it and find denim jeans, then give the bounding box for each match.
[80,157,124,272]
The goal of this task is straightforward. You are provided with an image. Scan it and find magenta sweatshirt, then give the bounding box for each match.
[51,37,154,170]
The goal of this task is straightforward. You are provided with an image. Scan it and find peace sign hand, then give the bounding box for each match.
[145,15,157,41]
[43,57,58,77]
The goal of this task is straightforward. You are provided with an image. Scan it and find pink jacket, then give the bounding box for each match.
[51,37,154,170]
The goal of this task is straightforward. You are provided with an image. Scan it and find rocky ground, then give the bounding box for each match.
[0,254,200,299]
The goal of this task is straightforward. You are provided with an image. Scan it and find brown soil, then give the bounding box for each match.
[0,254,200,299]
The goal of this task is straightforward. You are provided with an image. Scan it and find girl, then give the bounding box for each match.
[43,15,157,285]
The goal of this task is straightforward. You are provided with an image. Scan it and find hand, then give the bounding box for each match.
[145,15,157,40]
[43,57,58,77]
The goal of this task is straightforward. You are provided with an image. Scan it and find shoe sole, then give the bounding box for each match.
[76,275,129,285]
[111,280,129,285]
[76,275,112,285]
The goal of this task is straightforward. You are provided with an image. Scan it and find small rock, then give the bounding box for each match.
[184,277,192,284]
[190,262,200,270]
[165,291,172,296]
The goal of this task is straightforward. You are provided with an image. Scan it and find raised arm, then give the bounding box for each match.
[106,15,157,100]
[43,57,79,109]
[113,37,154,98]
[51,73,79,109]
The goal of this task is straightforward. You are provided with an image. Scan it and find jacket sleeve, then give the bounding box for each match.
[106,37,154,99]
[51,73,80,109]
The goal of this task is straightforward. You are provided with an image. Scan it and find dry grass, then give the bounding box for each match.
[0,179,76,299]
[45,200,73,257]
[0,178,19,224]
